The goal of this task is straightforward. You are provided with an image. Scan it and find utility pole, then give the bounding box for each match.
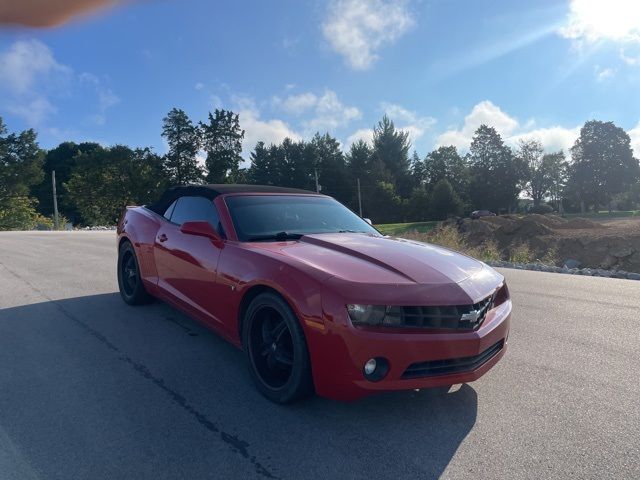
[357,178,363,217]
[52,170,59,230]
[314,169,320,193]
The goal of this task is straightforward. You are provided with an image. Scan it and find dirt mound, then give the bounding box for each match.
[455,214,640,272]
[557,218,606,229]
[525,214,566,228]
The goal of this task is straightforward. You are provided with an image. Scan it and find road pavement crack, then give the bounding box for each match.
[0,262,279,479]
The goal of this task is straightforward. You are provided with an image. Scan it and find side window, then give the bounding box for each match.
[170,196,222,233]
[163,200,177,220]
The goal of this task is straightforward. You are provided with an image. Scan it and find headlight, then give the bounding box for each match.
[347,304,403,327]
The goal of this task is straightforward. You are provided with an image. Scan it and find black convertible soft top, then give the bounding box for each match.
[146,184,317,215]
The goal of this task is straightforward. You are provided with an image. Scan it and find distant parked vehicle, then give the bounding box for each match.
[470,210,496,219]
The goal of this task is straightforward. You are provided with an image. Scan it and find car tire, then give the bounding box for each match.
[242,292,314,404]
[117,240,152,305]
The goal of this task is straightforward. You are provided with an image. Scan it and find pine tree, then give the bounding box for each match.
[372,115,413,197]
[161,108,203,185]
[200,109,245,184]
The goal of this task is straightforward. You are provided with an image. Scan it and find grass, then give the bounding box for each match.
[374,221,438,236]
[401,225,508,263]
[400,225,546,265]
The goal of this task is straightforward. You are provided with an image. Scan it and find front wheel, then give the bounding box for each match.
[242,292,314,404]
[117,241,152,305]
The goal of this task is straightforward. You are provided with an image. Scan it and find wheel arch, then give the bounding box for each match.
[118,235,131,250]
[237,284,292,346]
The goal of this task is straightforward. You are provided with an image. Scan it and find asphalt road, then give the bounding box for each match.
[0,231,638,480]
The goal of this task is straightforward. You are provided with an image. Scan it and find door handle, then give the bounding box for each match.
[158,233,168,242]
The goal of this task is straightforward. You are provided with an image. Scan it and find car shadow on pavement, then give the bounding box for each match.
[0,293,478,480]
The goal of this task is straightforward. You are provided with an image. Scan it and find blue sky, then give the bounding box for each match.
[1,0,640,161]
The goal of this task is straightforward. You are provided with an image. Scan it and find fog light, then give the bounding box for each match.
[364,358,377,375]
[362,357,389,382]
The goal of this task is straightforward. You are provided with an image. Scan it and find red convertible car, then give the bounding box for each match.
[117,185,511,403]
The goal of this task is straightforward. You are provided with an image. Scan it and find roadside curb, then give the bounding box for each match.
[486,260,640,281]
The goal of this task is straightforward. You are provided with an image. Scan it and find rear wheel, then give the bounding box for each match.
[243,292,313,404]
[117,241,152,305]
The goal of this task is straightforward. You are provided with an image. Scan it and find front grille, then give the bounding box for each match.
[401,340,504,379]
[389,295,494,331]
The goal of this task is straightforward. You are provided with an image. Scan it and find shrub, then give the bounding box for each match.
[539,245,559,266]
[403,225,503,263]
[508,243,534,263]
[0,196,39,230]
[529,203,554,214]
[470,239,502,262]
[33,213,70,230]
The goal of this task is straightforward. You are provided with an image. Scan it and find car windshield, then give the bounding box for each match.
[225,195,380,241]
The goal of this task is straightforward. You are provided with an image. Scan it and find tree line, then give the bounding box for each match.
[1,108,639,228]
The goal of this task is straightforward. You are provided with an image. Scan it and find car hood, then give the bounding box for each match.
[251,233,486,285]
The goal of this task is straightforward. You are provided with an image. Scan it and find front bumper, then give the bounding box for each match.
[305,290,511,401]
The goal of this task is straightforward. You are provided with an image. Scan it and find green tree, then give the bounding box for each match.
[364,181,404,223]
[407,186,430,221]
[31,141,101,219]
[566,120,639,212]
[65,146,167,225]
[280,138,315,189]
[0,117,44,230]
[0,118,44,198]
[372,115,413,197]
[247,141,274,185]
[161,108,203,185]
[200,109,244,184]
[310,133,352,204]
[516,139,567,208]
[467,125,522,212]
[429,179,463,220]
[423,145,469,201]
[347,140,374,182]
[0,196,42,230]
[410,150,425,187]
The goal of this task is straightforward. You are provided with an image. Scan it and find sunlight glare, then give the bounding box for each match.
[562,0,640,42]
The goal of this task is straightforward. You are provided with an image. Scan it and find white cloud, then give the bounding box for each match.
[233,98,300,158]
[436,100,518,150]
[560,0,640,44]
[381,102,436,142]
[0,39,70,95]
[510,126,580,154]
[0,39,71,126]
[273,92,318,115]
[322,0,415,70]
[346,128,374,148]
[435,100,580,153]
[629,121,640,157]
[195,82,204,91]
[620,46,640,65]
[273,89,361,133]
[79,73,120,125]
[0,39,119,127]
[304,90,361,132]
[6,97,56,125]
[595,65,616,82]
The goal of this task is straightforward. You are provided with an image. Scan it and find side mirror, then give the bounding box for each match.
[363,218,372,225]
[180,221,223,246]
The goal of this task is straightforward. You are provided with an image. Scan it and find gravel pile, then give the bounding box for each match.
[78,226,117,231]
[487,260,640,281]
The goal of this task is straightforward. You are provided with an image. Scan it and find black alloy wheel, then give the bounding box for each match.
[243,292,313,403]
[117,241,152,305]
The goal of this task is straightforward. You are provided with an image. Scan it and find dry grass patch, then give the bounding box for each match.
[403,225,505,263]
